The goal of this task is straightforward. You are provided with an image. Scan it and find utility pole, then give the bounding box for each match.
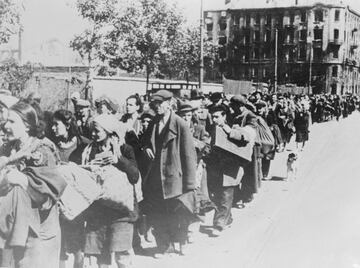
[274,28,278,93]
[199,0,204,92]
[308,36,313,94]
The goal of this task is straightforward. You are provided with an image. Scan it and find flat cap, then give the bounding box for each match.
[151,90,173,102]
[178,101,196,114]
[230,95,247,106]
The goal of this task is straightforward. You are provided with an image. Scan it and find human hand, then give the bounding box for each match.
[5,169,29,189]
[222,124,232,135]
[145,148,155,160]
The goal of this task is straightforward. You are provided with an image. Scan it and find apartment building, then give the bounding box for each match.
[205,1,360,94]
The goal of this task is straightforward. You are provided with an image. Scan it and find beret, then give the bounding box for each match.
[151,90,173,102]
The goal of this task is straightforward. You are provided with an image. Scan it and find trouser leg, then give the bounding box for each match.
[213,186,235,230]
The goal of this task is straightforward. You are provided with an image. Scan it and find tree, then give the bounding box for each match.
[0,59,34,96]
[158,26,219,81]
[72,0,185,91]
[0,0,20,45]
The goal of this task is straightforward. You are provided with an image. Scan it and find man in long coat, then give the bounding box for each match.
[142,90,197,257]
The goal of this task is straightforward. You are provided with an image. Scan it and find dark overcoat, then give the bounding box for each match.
[143,112,197,200]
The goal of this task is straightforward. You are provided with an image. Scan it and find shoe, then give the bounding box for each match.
[211,228,222,237]
[180,243,189,256]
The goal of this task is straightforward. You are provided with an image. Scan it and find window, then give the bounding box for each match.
[313,48,322,60]
[255,13,261,25]
[266,14,272,25]
[219,20,227,31]
[315,10,323,22]
[254,30,260,42]
[265,30,271,42]
[245,33,250,44]
[299,44,307,59]
[245,15,250,26]
[290,13,295,24]
[333,49,339,58]
[314,28,323,40]
[263,68,267,78]
[300,29,307,41]
[335,10,340,21]
[332,66,338,77]
[206,23,213,31]
[253,48,260,59]
[218,36,227,45]
[301,11,306,22]
[334,29,339,40]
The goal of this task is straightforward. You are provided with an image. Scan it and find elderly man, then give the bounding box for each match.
[142,90,197,257]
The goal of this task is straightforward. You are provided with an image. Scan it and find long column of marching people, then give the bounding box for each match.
[0,88,359,268]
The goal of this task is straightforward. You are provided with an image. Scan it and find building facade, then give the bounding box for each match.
[205,2,360,94]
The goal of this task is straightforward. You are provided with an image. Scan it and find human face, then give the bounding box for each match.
[79,107,90,119]
[0,106,9,123]
[3,110,29,141]
[52,119,68,138]
[150,100,171,115]
[211,111,226,127]
[141,118,151,131]
[97,103,110,115]
[181,111,193,123]
[91,123,108,143]
[126,98,139,115]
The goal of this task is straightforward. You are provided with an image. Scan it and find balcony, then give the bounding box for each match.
[312,39,323,48]
[328,39,343,46]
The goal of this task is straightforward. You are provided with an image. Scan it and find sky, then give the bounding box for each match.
[2,0,360,65]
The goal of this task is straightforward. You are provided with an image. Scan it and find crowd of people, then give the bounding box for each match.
[0,88,359,268]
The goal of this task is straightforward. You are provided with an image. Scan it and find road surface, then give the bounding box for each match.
[73,112,360,268]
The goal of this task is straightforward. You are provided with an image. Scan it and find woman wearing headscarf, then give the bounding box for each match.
[77,114,139,268]
[0,101,66,268]
[50,109,88,268]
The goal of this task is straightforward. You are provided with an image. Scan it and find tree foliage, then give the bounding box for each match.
[0,59,34,96]
[159,27,219,80]
[72,0,220,85]
[0,0,20,45]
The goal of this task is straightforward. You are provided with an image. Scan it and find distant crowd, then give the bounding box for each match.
[0,88,358,268]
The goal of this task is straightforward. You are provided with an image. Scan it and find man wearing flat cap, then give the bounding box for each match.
[230,95,261,205]
[73,99,93,139]
[141,90,197,257]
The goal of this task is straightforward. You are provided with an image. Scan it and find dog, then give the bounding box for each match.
[286,152,299,181]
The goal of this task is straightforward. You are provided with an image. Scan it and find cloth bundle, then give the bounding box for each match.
[92,164,135,213]
[57,163,102,220]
